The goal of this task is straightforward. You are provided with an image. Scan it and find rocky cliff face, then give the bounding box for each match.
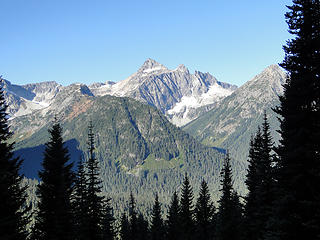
[0,78,62,118]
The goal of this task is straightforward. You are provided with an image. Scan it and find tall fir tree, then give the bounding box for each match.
[150,193,165,240]
[166,191,181,240]
[136,213,149,240]
[266,1,320,239]
[243,128,263,240]
[244,113,275,240]
[72,157,89,240]
[216,152,242,240]
[119,213,130,240]
[194,180,216,240]
[179,173,195,240]
[86,122,113,240]
[33,120,74,240]
[128,191,138,240]
[102,197,114,240]
[0,80,29,240]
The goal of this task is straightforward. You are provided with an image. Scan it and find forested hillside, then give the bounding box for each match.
[14,94,246,213]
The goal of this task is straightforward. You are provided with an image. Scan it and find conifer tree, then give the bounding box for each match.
[128,191,138,240]
[150,193,165,240]
[243,129,263,240]
[73,157,89,240]
[194,180,215,240]
[33,120,74,240]
[266,1,320,239]
[216,153,242,240]
[179,173,195,240]
[102,198,115,240]
[86,122,113,240]
[102,198,114,240]
[166,191,181,240]
[244,114,275,240]
[119,213,130,240]
[0,81,29,240]
[136,213,149,240]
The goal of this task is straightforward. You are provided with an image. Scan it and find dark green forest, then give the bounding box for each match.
[1,0,319,239]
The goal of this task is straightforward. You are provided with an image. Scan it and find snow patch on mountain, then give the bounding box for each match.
[167,82,234,126]
[143,66,166,73]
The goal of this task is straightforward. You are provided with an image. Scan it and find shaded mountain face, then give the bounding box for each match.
[183,65,287,163]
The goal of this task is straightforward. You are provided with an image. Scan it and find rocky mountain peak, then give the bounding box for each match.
[245,65,286,90]
[175,64,189,73]
[138,58,168,74]
[261,64,286,79]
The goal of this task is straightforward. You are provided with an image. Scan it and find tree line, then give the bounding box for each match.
[1,0,319,239]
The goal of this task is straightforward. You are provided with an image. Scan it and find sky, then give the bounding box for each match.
[0,0,292,87]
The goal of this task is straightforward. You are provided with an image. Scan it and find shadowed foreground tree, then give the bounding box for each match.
[120,213,130,240]
[136,213,149,240]
[150,193,165,240]
[179,173,195,240]
[166,191,181,240]
[33,120,74,240]
[216,153,242,240]
[266,1,320,239]
[194,180,216,240]
[86,122,114,240]
[128,192,138,240]
[243,113,275,240]
[73,157,89,240]
[0,80,29,240]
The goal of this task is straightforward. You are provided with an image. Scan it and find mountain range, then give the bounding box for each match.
[1,59,286,205]
[2,58,237,127]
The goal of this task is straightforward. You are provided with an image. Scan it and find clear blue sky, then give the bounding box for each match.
[0,0,292,86]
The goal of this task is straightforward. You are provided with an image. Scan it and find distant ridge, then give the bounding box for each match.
[183,64,286,163]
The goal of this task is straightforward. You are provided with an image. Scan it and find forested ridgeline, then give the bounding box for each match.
[1,0,319,239]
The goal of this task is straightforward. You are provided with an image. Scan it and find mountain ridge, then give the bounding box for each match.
[183,64,286,162]
[1,59,237,126]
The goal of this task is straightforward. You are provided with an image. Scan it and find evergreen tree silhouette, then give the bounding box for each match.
[266,1,320,239]
[129,191,138,240]
[150,193,165,240]
[86,122,113,240]
[73,157,89,240]
[244,113,275,240]
[136,213,149,240]
[0,80,29,240]
[120,213,130,240]
[33,120,74,240]
[166,191,181,240]
[179,173,195,240]
[194,179,216,240]
[243,128,263,240]
[216,153,242,240]
[102,198,115,240]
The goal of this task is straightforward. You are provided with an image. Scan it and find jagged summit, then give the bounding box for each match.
[138,58,168,74]
[176,64,189,73]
